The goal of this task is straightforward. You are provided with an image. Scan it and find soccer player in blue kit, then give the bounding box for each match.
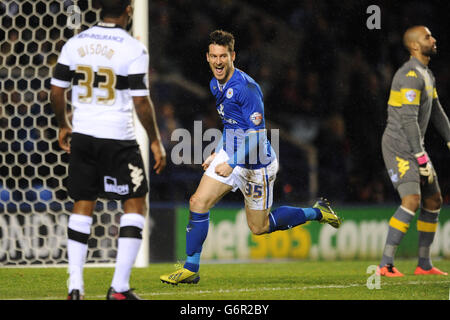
[160,30,342,284]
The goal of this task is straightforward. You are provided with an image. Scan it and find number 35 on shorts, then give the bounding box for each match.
[244,182,263,199]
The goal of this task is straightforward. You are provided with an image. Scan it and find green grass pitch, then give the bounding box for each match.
[1,260,449,300]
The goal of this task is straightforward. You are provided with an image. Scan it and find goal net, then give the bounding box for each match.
[0,0,149,266]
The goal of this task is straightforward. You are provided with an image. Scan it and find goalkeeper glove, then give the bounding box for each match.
[415,151,434,185]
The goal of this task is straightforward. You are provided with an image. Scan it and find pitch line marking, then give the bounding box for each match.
[30,280,450,300]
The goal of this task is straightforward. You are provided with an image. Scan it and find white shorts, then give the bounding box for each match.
[205,149,278,210]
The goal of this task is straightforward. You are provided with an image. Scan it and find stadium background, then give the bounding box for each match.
[0,0,449,266]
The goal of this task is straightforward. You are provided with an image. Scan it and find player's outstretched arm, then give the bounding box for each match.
[133,95,167,174]
[50,85,72,154]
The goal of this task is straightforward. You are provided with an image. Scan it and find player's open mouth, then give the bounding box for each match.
[215,66,225,75]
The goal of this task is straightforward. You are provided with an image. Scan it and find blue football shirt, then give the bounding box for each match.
[210,68,276,169]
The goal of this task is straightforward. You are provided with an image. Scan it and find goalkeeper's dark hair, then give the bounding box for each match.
[99,0,131,18]
[208,30,235,52]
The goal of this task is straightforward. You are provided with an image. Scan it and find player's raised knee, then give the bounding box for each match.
[189,194,209,212]
[248,223,268,236]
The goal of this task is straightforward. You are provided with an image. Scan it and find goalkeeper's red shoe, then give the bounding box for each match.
[106,287,142,300]
[67,289,83,300]
[414,266,448,275]
[376,264,404,277]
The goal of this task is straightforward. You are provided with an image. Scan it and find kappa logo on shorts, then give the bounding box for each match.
[104,176,129,195]
[395,156,410,178]
[128,163,144,192]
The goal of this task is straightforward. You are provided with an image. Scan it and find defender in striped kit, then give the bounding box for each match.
[379,26,450,277]
[51,0,166,299]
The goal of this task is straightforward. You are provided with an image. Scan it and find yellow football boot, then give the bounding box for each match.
[314,198,342,229]
[160,268,200,285]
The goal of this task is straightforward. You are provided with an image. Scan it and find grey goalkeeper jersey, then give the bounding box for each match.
[384,57,450,154]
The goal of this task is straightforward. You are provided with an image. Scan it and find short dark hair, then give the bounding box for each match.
[208,30,235,52]
[99,0,130,18]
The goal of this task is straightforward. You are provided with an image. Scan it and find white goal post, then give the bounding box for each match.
[0,0,150,267]
[132,0,150,268]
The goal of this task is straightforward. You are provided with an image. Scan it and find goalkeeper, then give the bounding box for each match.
[378,26,450,277]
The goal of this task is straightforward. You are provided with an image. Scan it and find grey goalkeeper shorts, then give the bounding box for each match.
[381,133,440,198]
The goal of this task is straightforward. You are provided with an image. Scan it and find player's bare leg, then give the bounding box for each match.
[160,176,232,285]
[401,194,420,213]
[123,197,147,215]
[189,175,232,213]
[72,200,96,216]
[245,207,271,235]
